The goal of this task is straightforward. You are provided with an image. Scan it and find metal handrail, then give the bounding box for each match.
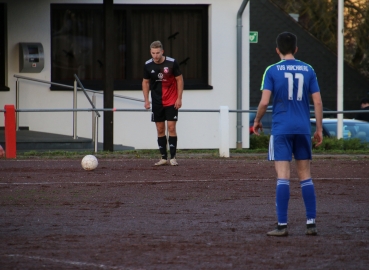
[14,74,146,103]
[13,74,147,153]
[73,75,101,117]
[73,74,100,152]
[9,108,366,114]
[14,74,147,138]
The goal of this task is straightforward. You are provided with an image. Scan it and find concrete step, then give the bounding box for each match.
[0,129,134,152]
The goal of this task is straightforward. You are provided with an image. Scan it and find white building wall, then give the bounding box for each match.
[1,0,251,150]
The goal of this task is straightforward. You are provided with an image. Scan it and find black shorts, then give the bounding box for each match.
[151,105,178,122]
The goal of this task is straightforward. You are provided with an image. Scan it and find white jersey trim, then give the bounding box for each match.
[166,56,175,62]
[145,59,153,65]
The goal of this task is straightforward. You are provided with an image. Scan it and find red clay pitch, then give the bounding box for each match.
[0,155,368,269]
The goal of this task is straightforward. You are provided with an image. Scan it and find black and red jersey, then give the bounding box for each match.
[143,56,182,107]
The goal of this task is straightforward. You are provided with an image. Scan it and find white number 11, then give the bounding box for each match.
[284,72,304,101]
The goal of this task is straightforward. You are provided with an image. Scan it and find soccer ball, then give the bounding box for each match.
[81,155,98,171]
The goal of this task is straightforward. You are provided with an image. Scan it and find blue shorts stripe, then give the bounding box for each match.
[268,135,274,161]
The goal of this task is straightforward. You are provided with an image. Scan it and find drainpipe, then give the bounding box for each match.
[236,0,250,149]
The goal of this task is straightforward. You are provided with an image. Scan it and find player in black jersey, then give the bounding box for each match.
[142,41,184,166]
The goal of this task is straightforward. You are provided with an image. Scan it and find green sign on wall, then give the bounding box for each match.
[249,31,258,43]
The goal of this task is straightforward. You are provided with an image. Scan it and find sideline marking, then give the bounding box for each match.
[0,177,365,186]
[4,254,126,270]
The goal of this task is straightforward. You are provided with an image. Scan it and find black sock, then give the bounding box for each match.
[157,136,167,160]
[168,136,177,159]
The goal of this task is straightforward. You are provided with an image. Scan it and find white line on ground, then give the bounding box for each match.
[4,254,129,270]
[0,177,364,185]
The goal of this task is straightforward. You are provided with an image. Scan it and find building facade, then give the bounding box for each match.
[1,0,368,150]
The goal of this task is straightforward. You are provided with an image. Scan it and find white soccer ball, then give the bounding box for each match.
[81,155,98,171]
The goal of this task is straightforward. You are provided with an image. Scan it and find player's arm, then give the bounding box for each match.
[174,74,184,109]
[312,92,323,147]
[253,90,271,135]
[142,78,151,109]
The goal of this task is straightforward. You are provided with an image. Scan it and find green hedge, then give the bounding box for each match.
[250,134,369,151]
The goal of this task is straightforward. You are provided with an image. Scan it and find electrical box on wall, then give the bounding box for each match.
[19,43,44,73]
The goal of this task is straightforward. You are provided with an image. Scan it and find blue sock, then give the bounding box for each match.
[276,179,290,225]
[301,178,316,221]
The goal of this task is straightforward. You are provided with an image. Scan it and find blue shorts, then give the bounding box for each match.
[268,134,312,161]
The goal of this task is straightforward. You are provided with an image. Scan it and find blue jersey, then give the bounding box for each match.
[260,59,320,135]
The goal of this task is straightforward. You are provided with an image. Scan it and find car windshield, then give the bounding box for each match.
[324,122,369,140]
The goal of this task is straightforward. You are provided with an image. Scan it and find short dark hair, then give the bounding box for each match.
[360,97,369,104]
[276,32,297,55]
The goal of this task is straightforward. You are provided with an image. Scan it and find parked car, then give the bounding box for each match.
[249,105,335,134]
[310,118,369,142]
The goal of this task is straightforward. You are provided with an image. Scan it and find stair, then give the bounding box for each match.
[0,128,134,152]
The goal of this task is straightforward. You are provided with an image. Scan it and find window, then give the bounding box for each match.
[51,4,211,90]
[0,3,9,91]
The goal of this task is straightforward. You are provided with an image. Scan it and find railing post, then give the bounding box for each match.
[94,115,98,153]
[4,105,17,159]
[92,94,96,141]
[73,80,77,139]
[15,79,20,131]
[219,106,230,157]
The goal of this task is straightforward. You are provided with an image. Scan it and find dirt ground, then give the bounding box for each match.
[0,154,368,269]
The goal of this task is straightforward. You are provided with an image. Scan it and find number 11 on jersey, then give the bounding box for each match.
[285,72,304,101]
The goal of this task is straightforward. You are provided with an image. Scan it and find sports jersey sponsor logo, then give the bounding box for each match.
[158,73,163,79]
[164,67,169,73]
[286,65,308,71]
[277,65,308,71]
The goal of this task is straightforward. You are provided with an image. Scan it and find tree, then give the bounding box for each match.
[272,0,369,79]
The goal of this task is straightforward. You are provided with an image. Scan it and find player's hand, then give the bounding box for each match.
[144,101,151,110]
[253,121,263,136]
[174,99,182,109]
[313,131,323,147]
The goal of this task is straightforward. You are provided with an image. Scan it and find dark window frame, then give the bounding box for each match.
[50,4,212,91]
[0,3,9,91]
